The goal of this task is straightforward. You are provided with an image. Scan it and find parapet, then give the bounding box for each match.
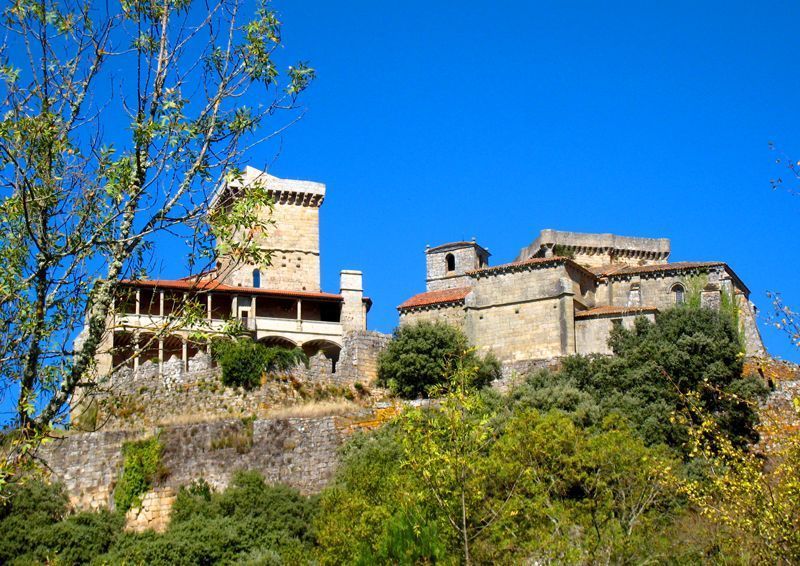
[211,165,326,208]
[517,229,671,268]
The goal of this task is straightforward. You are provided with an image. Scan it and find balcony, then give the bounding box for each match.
[114,313,344,347]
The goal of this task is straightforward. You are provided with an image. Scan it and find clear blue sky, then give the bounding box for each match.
[190,1,800,360]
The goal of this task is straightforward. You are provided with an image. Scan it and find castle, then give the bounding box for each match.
[398,229,765,367]
[98,167,767,379]
[96,166,371,378]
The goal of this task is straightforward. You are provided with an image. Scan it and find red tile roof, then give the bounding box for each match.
[397,287,471,311]
[590,261,725,277]
[574,305,659,319]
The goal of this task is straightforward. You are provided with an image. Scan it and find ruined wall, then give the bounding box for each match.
[334,330,391,385]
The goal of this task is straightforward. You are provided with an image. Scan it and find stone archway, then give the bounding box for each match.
[301,339,342,374]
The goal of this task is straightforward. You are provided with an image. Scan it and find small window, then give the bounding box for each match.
[252,269,261,288]
[445,253,456,272]
[672,283,685,305]
[611,318,623,329]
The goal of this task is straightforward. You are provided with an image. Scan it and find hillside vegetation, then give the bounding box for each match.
[3,307,798,564]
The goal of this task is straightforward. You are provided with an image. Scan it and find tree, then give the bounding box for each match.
[377,321,500,398]
[547,308,767,451]
[0,0,314,482]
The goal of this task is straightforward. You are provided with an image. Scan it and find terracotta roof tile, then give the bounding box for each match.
[574,305,659,319]
[397,287,471,310]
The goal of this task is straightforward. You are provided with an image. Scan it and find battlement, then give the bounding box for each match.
[517,229,671,268]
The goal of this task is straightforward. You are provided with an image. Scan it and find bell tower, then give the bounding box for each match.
[425,239,490,292]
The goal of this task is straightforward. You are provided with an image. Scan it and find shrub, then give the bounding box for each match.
[114,435,166,513]
[0,480,68,563]
[212,338,308,389]
[0,481,123,565]
[377,321,500,398]
[511,307,768,452]
[102,470,318,565]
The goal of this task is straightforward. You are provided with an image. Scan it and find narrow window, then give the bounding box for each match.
[445,253,456,272]
[672,283,685,305]
[611,318,623,330]
[252,269,261,288]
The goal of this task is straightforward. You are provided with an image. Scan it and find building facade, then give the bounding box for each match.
[398,230,765,364]
[96,166,370,377]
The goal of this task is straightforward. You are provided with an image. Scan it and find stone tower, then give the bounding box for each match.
[425,240,490,291]
[214,166,324,292]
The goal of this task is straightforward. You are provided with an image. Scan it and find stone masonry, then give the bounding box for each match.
[40,406,398,532]
[399,229,766,364]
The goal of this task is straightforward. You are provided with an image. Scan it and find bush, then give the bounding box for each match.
[377,321,501,398]
[101,471,317,565]
[510,307,768,452]
[211,338,308,389]
[0,481,123,565]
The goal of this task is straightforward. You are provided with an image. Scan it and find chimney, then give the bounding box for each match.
[340,270,366,333]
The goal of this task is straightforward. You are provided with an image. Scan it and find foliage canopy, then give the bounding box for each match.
[377,321,500,398]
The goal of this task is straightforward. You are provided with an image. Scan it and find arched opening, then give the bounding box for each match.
[672,283,685,305]
[302,340,342,374]
[445,253,456,272]
[258,335,298,350]
[252,268,261,288]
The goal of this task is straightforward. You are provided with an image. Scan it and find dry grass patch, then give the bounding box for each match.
[264,400,361,419]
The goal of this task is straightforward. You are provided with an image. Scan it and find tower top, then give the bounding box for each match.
[211,166,326,209]
[517,229,670,268]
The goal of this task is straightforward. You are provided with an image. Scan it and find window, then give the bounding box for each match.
[611,318,623,329]
[672,283,685,305]
[445,253,456,272]
[252,269,261,288]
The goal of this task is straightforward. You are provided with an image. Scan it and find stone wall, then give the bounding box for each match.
[220,198,322,292]
[40,406,398,530]
[575,312,656,355]
[75,330,390,431]
[399,303,468,328]
[465,265,573,361]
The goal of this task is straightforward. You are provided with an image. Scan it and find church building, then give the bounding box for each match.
[398,229,765,366]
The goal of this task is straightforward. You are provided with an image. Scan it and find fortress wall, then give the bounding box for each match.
[39,408,397,530]
[334,331,391,385]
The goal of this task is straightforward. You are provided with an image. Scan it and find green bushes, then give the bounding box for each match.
[377,321,501,397]
[0,481,123,565]
[114,435,167,513]
[211,338,308,389]
[101,471,317,565]
[0,472,317,565]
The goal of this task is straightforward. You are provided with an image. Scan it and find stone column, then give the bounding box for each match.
[133,331,140,371]
[340,270,366,333]
[158,338,164,376]
[182,337,188,373]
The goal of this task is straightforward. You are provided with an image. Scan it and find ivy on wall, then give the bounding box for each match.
[114,435,167,513]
